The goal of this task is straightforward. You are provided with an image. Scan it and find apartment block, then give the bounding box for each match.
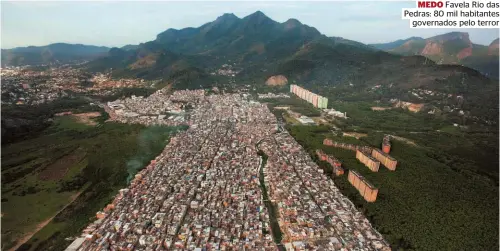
[348,170,378,202]
[356,150,381,172]
[371,149,397,171]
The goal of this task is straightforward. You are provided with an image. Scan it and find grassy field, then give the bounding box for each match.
[287,125,499,251]
[1,114,186,251]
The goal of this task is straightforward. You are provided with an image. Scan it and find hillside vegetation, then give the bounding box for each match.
[1,102,186,251]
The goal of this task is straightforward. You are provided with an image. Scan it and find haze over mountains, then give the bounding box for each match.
[370,32,499,78]
[1,43,110,67]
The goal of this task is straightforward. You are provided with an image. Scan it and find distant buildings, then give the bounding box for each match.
[323,108,347,118]
[289,84,328,109]
[297,115,315,125]
[257,93,290,99]
[323,139,373,153]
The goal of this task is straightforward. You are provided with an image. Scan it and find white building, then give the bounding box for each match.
[297,116,315,125]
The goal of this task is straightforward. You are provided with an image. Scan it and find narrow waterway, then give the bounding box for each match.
[257,148,285,251]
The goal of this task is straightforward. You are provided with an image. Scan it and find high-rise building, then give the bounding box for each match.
[371,149,397,171]
[348,170,378,202]
[289,84,328,109]
[356,150,381,172]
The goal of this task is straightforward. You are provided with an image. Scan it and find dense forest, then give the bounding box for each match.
[286,124,498,251]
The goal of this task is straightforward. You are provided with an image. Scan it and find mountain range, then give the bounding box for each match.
[82,11,497,123]
[370,32,499,78]
[85,11,383,88]
[1,43,110,67]
[2,11,498,123]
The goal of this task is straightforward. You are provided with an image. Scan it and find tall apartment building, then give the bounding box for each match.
[382,135,391,154]
[348,170,378,202]
[290,84,328,109]
[356,149,381,172]
[371,149,397,171]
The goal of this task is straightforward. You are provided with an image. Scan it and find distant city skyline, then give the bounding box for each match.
[2,1,498,49]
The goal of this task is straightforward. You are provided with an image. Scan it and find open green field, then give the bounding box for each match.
[287,125,498,251]
[2,113,187,251]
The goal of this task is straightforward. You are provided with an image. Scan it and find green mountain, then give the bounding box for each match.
[370,32,499,78]
[1,43,110,66]
[86,11,333,87]
[85,12,498,124]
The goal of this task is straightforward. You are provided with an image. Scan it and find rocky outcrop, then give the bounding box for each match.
[265,75,288,86]
[457,46,472,60]
[422,32,472,58]
[421,41,444,56]
[488,38,499,56]
[392,100,425,113]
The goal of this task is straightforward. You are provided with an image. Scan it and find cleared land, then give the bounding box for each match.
[71,112,101,126]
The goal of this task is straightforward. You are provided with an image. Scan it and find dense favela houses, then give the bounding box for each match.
[68,87,390,251]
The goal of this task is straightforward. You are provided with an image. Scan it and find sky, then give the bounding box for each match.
[1,1,499,49]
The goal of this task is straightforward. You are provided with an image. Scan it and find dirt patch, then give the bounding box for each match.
[38,149,86,181]
[128,53,158,70]
[393,101,425,113]
[55,111,73,116]
[371,106,392,111]
[343,132,368,139]
[391,135,418,146]
[265,75,288,86]
[72,112,101,126]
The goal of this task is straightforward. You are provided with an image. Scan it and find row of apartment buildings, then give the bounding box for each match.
[315,149,345,176]
[289,85,328,109]
[322,137,398,203]
[323,139,373,153]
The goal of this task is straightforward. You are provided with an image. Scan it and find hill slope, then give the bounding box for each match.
[86,12,498,124]
[370,32,499,78]
[1,43,110,67]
